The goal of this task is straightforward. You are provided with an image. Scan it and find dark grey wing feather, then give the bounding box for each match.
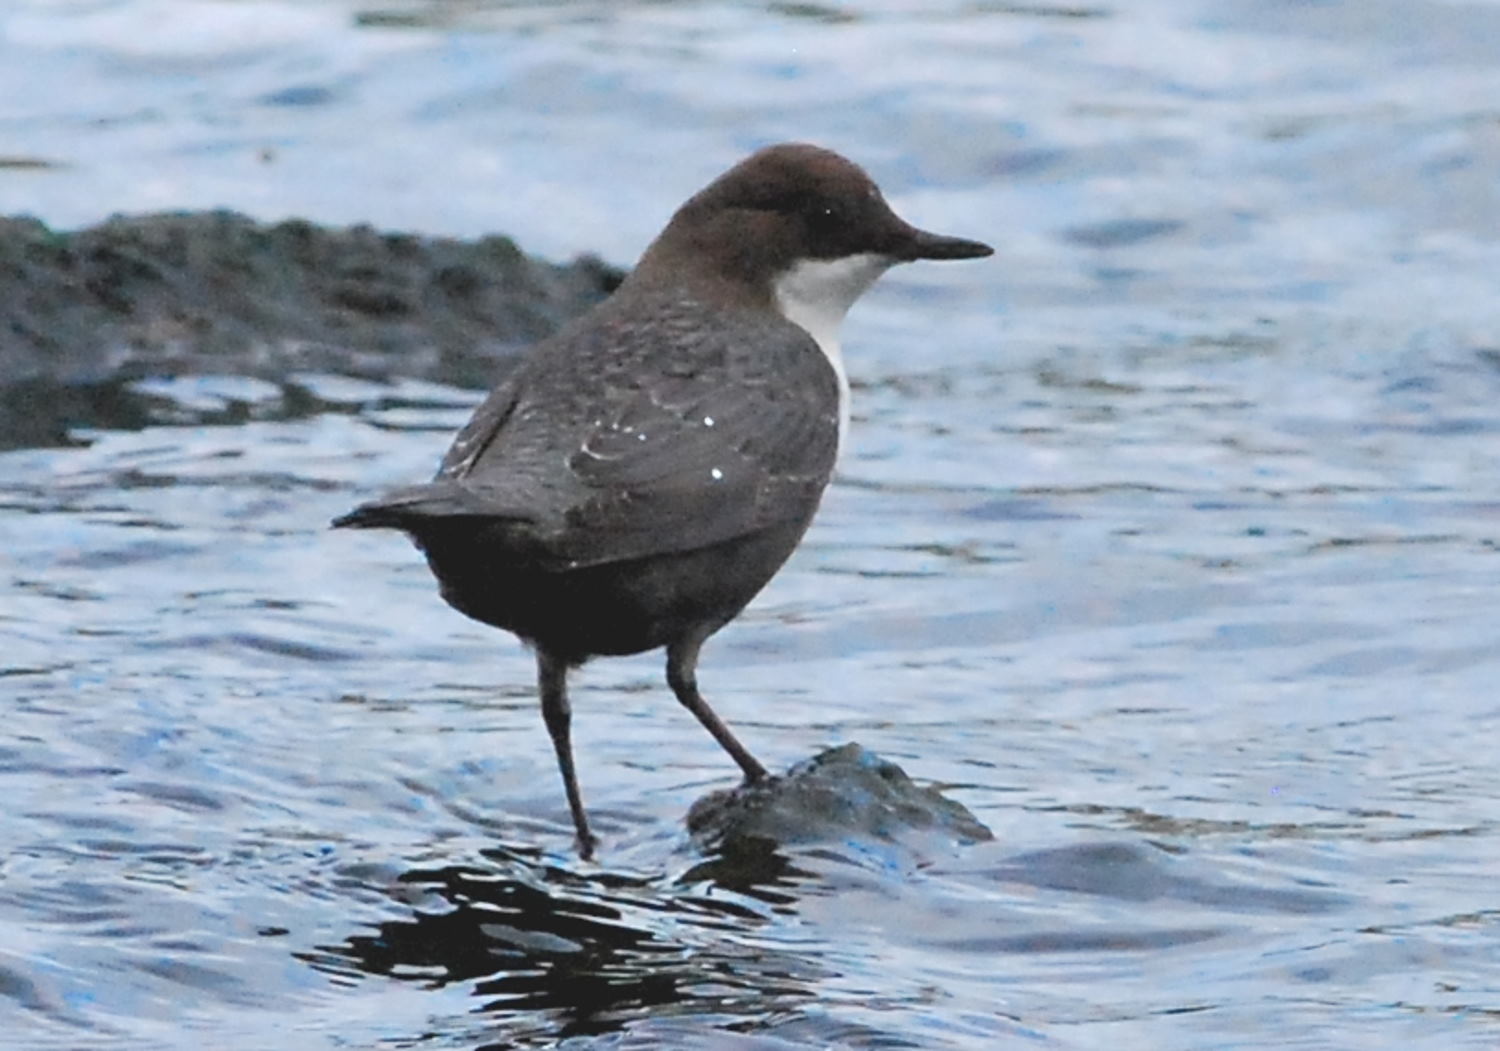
[557,380,834,568]
[335,372,539,530]
[437,373,522,479]
[438,295,840,570]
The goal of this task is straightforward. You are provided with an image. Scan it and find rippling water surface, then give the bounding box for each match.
[5,1,1500,1047]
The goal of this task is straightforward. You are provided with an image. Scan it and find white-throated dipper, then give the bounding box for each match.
[333,143,992,858]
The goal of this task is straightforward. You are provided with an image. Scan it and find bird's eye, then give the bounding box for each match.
[807,202,843,234]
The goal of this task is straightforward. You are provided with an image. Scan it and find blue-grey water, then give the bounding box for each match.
[5,1,1500,1047]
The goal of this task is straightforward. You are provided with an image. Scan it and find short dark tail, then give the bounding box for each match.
[330,503,403,530]
[331,480,516,531]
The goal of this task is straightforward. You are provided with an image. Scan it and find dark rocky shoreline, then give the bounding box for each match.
[0,211,623,448]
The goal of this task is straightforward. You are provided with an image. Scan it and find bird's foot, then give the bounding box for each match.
[574,829,600,862]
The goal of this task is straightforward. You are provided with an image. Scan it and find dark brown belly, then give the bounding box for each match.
[408,513,816,664]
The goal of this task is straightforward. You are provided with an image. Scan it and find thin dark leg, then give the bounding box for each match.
[537,649,598,859]
[666,633,769,783]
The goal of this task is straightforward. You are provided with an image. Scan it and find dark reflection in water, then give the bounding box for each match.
[313,856,819,1040]
[0,374,471,455]
[299,835,1344,1046]
[301,744,1005,1042]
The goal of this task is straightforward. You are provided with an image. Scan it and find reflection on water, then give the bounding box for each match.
[6,0,1500,1047]
[305,850,827,1043]
[297,837,1342,1046]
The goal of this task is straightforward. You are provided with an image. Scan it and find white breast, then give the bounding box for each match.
[771,252,893,452]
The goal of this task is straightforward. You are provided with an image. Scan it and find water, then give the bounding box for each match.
[5,0,1500,1047]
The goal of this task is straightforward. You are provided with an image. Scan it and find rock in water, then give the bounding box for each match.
[686,743,993,855]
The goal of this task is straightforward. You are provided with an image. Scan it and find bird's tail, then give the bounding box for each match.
[331,481,504,530]
[330,502,405,530]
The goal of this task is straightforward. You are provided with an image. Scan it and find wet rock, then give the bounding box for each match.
[0,211,622,388]
[0,210,623,448]
[686,743,993,858]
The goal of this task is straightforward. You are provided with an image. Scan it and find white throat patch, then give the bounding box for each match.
[771,252,893,451]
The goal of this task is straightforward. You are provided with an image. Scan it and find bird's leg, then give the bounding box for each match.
[536,649,598,859]
[666,634,770,783]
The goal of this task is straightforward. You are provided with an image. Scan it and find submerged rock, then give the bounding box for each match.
[686,743,993,858]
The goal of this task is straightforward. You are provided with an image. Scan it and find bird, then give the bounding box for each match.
[333,143,992,858]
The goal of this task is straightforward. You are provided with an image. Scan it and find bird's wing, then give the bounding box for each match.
[443,299,841,570]
[333,371,535,531]
[437,371,523,480]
